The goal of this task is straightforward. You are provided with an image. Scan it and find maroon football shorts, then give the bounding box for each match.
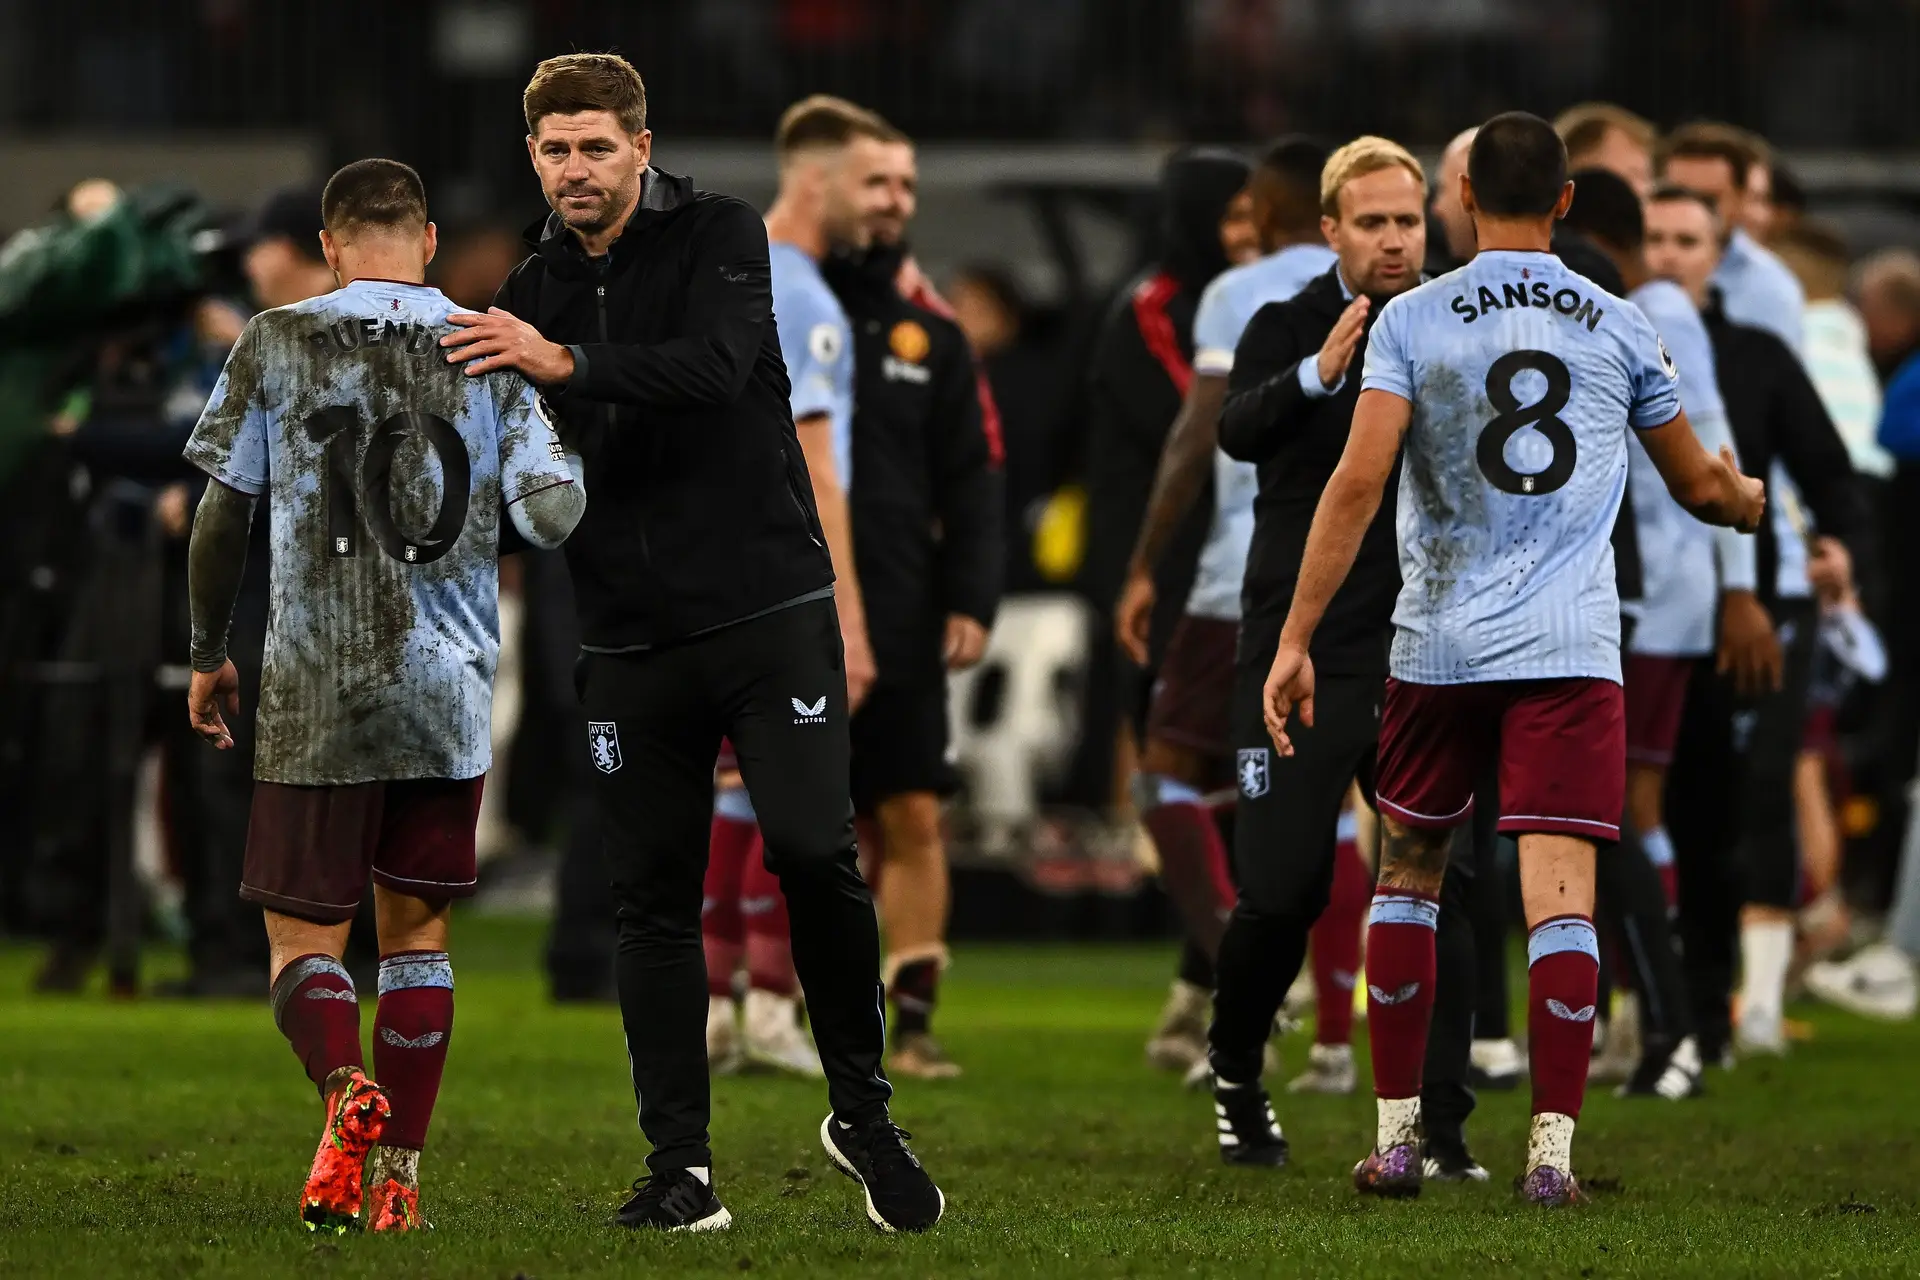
[1143,615,1240,761]
[1622,654,1694,766]
[1375,676,1625,843]
[241,776,485,923]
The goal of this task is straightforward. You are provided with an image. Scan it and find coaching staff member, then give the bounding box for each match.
[821,125,1004,1081]
[1201,137,1484,1181]
[440,52,942,1235]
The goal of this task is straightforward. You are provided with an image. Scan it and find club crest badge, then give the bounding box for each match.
[588,721,623,774]
[1237,747,1269,799]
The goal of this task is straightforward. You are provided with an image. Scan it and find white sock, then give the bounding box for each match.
[1527,1112,1575,1172]
[1376,1096,1421,1149]
[686,1166,711,1186]
[1739,919,1794,1023]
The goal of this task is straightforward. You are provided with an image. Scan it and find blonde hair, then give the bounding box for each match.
[1554,102,1657,163]
[1320,137,1426,217]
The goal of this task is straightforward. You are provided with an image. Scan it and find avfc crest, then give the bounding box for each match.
[588,721,623,774]
[1236,747,1269,799]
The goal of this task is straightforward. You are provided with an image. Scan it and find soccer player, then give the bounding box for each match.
[1081,147,1254,1071]
[1113,139,1333,1062]
[1261,114,1763,1204]
[183,160,584,1232]
[821,123,1004,1079]
[703,96,888,1079]
[444,53,942,1234]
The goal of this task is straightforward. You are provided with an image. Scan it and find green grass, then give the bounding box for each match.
[0,918,1914,1278]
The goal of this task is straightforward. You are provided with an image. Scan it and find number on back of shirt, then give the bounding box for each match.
[1476,350,1574,496]
[303,408,472,564]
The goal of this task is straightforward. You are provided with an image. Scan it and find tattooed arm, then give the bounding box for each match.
[186,480,257,748]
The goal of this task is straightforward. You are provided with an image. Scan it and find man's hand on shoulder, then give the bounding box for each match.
[443,307,576,385]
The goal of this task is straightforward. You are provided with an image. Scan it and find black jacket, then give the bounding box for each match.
[494,169,833,650]
[822,246,1005,683]
[1703,297,1861,604]
[1219,267,1400,675]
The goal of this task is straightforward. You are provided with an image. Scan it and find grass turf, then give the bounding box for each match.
[0,917,1914,1278]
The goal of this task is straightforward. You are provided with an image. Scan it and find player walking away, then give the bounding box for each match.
[821,126,1004,1080]
[1206,136,1437,1165]
[1080,147,1254,1075]
[703,96,891,1080]
[441,54,942,1233]
[1113,138,1333,1073]
[183,161,585,1232]
[1557,169,1752,1099]
[1261,114,1763,1205]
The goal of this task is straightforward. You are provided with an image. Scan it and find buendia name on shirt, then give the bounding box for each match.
[304,316,444,357]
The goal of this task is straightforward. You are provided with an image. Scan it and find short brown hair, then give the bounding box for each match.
[321,159,426,238]
[523,52,647,136]
[1553,102,1656,164]
[1319,136,1426,217]
[1657,121,1759,187]
[775,95,900,162]
[1856,248,1920,319]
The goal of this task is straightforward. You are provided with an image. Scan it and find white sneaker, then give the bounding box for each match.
[707,996,743,1075]
[1286,1042,1355,1095]
[1468,1037,1527,1089]
[1805,944,1918,1021]
[742,989,825,1077]
[1146,980,1210,1073]
[1588,992,1642,1085]
[1734,1007,1788,1057]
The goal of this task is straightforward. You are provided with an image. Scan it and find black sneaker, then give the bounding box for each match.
[613,1169,732,1232]
[1421,1134,1490,1183]
[1212,1077,1290,1167]
[1616,1035,1704,1101]
[820,1114,944,1232]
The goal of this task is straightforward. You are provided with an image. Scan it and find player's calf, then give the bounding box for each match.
[1523,914,1601,1204]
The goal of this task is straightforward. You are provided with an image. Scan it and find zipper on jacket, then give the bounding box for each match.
[593,269,651,563]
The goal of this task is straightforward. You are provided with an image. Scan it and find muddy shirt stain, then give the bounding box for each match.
[1363,250,1681,686]
[183,280,575,785]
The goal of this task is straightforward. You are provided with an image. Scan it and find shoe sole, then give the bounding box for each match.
[301,1078,390,1233]
[820,1115,945,1233]
[673,1206,733,1233]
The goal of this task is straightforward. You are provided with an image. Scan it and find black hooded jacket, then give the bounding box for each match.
[822,244,1005,683]
[493,170,835,651]
[1081,148,1252,662]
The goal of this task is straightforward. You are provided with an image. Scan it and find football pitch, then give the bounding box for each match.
[1,918,1914,1278]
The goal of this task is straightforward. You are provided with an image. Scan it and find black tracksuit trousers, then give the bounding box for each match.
[579,597,892,1173]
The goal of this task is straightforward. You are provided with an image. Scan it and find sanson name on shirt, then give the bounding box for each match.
[1449,279,1605,331]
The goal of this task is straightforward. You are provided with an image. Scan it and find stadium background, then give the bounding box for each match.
[1,4,1918,1275]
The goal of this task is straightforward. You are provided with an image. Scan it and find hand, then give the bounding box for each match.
[154,482,191,539]
[442,308,576,384]
[842,621,877,713]
[943,614,989,671]
[1263,640,1316,757]
[1114,567,1156,667]
[188,661,241,750]
[1717,589,1783,697]
[1809,535,1854,605]
[1315,295,1370,392]
[1721,445,1766,533]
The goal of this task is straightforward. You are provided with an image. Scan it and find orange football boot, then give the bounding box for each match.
[366,1178,421,1232]
[300,1068,390,1233]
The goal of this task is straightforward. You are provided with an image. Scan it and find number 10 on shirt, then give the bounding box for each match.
[303,407,473,565]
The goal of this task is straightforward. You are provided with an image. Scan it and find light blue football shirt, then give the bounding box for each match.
[1715,227,1812,598]
[769,240,854,486]
[1361,250,1682,685]
[1185,242,1338,620]
[183,279,573,785]
[1627,279,1739,657]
